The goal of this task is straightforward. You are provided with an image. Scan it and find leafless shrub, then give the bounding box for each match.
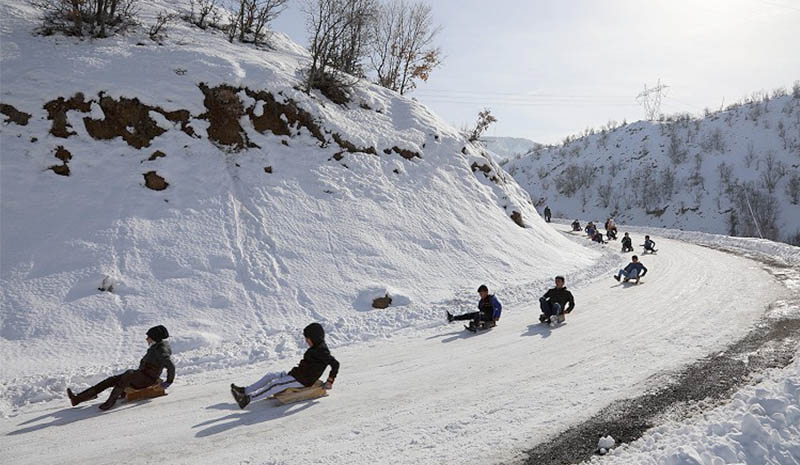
[667,130,687,165]
[149,10,175,41]
[188,0,219,29]
[468,108,496,142]
[793,80,800,99]
[760,151,786,194]
[555,163,594,197]
[700,127,725,153]
[32,0,139,37]
[786,173,800,205]
[744,141,756,168]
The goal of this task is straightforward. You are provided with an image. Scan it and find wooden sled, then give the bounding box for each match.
[273,380,328,405]
[123,383,166,402]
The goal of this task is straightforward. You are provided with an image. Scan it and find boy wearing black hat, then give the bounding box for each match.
[66,325,175,410]
[230,323,339,409]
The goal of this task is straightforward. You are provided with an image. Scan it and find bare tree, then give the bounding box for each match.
[189,0,218,29]
[302,0,373,95]
[760,150,786,193]
[369,0,442,94]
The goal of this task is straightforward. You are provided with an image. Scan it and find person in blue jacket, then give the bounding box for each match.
[614,256,648,283]
[446,285,502,328]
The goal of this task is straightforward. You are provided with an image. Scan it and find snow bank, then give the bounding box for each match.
[585,357,800,465]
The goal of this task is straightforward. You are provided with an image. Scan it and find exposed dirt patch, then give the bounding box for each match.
[264,166,272,173]
[332,133,377,155]
[147,150,166,161]
[49,146,72,176]
[244,89,325,144]
[372,295,392,309]
[43,93,91,137]
[510,211,525,228]
[143,171,168,190]
[0,103,31,126]
[391,146,420,160]
[83,95,168,149]
[471,162,500,183]
[198,84,250,150]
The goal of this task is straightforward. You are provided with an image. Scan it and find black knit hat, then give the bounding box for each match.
[146,325,169,342]
[303,323,325,345]
[477,284,488,293]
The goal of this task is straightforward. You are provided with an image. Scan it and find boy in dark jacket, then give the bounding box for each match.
[539,276,575,323]
[230,323,339,409]
[614,256,648,283]
[642,235,657,253]
[621,233,633,252]
[67,325,175,411]
[446,285,502,329]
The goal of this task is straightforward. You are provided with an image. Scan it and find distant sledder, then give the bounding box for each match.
[447,284,502,332]
[571,219,581,231]
[621,232,634,252]
[539,275,575,325]
[613,255,648,284]
[605,218,618,241]
[642,235,658,254]
[66,325,175,411]
[230,323,339,409]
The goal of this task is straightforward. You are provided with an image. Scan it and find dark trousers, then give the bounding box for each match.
[452,311,492,325]
[92,369,155,393]
[539,298,562,318]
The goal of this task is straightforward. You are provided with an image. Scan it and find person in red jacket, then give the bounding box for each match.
[230,323,339,409]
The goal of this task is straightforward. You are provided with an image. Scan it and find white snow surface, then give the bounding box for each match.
[585,358,800,465]
[505,95,800,245]
[0,0,595,414]
[0,224,790,465]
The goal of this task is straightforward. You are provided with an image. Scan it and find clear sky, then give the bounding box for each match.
[273,0,800,144]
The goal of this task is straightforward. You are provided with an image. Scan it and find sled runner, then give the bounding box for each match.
[273,380,328,405]
[464,320,496,333]
[123,383,166,401]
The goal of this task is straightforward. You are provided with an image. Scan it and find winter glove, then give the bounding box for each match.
[160,381,172,389]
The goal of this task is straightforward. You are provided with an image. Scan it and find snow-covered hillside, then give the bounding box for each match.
[0,0,598,412]
[482,136,540,163]
[505,93,800,244]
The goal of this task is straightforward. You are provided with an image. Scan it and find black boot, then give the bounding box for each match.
[230,383,245,395]
[99,387,124,411]
[67,387,98,407]
[446,311,454,323]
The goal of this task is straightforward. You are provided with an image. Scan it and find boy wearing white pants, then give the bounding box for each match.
[231,323,339,409]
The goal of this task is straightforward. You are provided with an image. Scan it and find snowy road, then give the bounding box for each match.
[0,229,786,465]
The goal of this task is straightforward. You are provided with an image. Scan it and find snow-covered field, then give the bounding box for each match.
[0,225,792,465]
